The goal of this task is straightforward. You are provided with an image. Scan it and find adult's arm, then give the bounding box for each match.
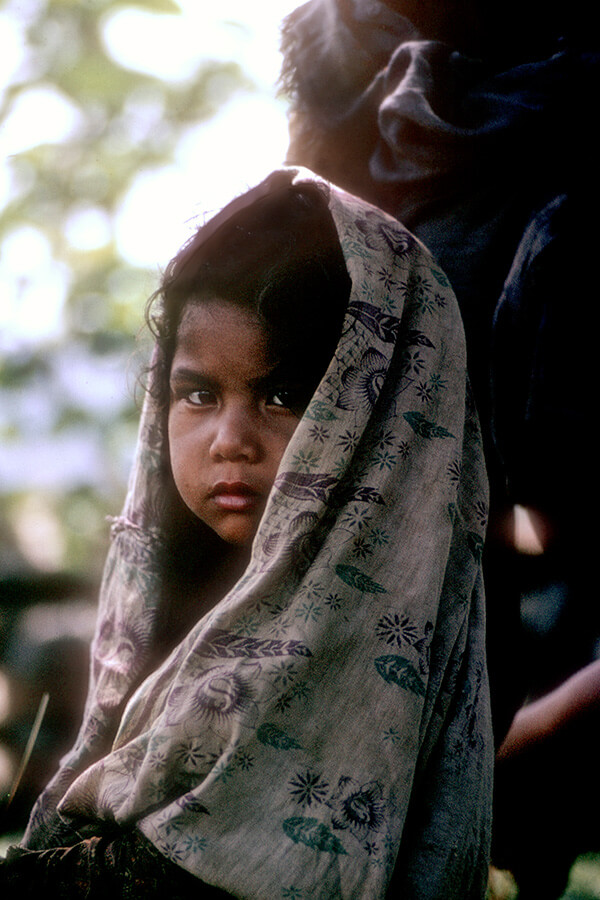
[496,658,600,761]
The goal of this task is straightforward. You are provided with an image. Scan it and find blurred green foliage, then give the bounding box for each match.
[0,0,252,584]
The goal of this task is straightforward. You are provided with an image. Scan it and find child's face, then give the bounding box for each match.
[168,299,301,547]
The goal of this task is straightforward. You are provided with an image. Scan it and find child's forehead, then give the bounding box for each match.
[172,299,275,372]
[178,297,266,339]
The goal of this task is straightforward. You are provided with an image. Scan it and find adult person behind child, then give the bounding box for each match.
[279,0,598,746]
[487,184,598,898]
[1,168,492,897]
[279,3,598,892]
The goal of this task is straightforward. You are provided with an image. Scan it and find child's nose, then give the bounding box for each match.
[209,404,261,462]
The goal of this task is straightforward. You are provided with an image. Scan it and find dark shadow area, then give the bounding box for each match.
[0,571,96,837]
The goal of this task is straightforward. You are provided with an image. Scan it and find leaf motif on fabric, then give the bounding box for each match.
[374,655,426,697]
[467,531,484,562]
[335,564,387,594]
[275,472,337,502]
[304,399,338,421]
[431,268,451,287]
[256,723,302,750]
[283,816,348,855]
[336,348,387,410]
[403,411,455,439]
[195,629,312,660]
[401,328,436,349]
[348,486,386,506]
[347,300,400,343]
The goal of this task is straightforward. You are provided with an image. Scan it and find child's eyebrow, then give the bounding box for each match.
[169,364,285,392]
[169,366,215,387]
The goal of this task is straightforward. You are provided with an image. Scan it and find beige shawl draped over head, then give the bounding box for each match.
[24,168,493,899]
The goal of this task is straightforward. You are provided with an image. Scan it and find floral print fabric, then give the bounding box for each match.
[23,169,493,898]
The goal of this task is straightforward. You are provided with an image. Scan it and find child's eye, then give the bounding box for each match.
[187,389,216,406]
[268,390,292,408]
[266,387,308,416]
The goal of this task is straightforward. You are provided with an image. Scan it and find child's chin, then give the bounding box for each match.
[194,506,261,550]
[213,521,258,549]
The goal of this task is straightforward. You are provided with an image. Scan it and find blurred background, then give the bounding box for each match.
[1,0,297,838]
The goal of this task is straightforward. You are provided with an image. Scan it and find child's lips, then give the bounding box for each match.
[209,481,261,512]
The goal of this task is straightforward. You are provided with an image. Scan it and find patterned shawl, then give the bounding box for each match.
[23,169,492,898]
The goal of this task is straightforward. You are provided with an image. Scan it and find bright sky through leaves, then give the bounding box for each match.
[0,0,301,575]
[0,0,299,345]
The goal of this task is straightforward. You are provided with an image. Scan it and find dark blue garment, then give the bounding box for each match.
[281,0,600,774]
[282,0,596,472]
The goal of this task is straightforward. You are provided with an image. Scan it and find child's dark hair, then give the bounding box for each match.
[144,173,351,662]
[145,172,351,415]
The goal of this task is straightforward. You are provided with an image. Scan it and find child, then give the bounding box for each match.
[2,168,492,898]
